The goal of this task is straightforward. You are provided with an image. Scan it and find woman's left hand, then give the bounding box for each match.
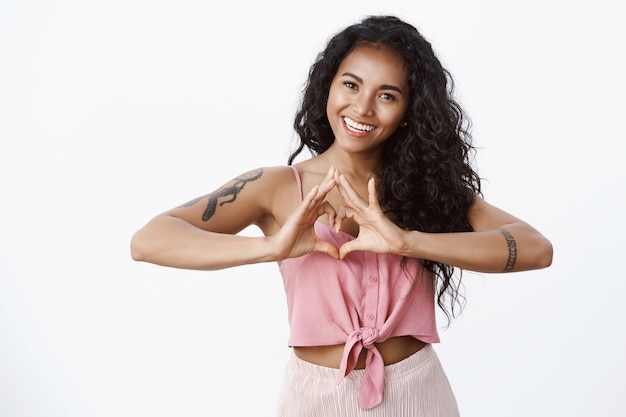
[333,171,407,259]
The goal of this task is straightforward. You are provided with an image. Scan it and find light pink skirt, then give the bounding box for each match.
[277,344,459,417]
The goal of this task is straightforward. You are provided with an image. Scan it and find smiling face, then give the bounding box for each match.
[326,44,410,156]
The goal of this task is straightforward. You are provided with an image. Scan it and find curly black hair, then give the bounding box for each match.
[288,15,482,321]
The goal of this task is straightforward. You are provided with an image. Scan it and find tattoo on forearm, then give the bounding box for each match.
[497,227,517,272]
[187,169,264,222]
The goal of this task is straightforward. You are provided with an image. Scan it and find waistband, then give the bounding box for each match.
[288,343,435,383]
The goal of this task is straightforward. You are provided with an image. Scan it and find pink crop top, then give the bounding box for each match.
[279,166,440,410]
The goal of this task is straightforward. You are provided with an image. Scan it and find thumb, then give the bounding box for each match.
[316,240,340,260]
[338,240,360,260]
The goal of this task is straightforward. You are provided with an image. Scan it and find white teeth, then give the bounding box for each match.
[344,117,374,132]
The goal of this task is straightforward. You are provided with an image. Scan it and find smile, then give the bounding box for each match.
[343,116,375,133]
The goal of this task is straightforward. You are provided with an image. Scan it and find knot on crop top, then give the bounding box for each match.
[353,327,379,347]
[338,327,384,408]
[280,166,440,410]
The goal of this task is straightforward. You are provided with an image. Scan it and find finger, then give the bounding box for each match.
[333,205,348,232]
[302,185,320,209]
[336,174,366,208]
[332,170,346,199]
[305,182,332,209]
[332,216,343,233]
[311,169,337,203]
[339,239,358,260]
[319,200,337,225]
[319,166,337,192]
[338,204,355,220]
[367,176,380,208]
[318,179,336,199]
[325,165,337,181]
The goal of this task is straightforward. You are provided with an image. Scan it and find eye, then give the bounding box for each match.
[343,81,358,90]
[379,92,396,101]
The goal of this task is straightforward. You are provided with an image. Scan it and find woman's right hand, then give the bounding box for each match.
[270,166,340,261]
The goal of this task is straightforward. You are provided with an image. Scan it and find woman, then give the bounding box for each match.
[131,15,553,416]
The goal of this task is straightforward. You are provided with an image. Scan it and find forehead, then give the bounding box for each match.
[336,45,408,88]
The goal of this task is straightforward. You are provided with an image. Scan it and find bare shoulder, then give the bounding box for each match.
[291,158,329,190]
[254,165,303,233]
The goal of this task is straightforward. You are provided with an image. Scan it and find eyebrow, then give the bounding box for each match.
[341,72,405,94]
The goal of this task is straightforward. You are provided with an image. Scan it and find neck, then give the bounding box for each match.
[321,143,384,178]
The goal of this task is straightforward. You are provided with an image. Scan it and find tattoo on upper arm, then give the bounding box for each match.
[181,169,264,222]
[497,227,517,272]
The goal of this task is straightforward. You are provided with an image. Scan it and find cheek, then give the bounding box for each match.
[325,93,343,119]
[325,100,332,122]
[379,108,405,126]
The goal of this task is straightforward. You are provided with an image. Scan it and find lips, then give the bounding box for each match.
[343,116,375,133]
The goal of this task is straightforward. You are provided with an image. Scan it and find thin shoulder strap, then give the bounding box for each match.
[288,165,304,202]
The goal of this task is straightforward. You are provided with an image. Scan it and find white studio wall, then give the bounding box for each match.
[1,1,624,416]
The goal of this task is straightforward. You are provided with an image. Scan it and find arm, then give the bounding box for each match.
[130,166,340,270]
[130,167,274,270]
[130,214,277,270]
[399,197,553,273]
[334,174,553,273]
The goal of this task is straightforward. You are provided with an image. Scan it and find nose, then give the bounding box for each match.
[352,93,375,117]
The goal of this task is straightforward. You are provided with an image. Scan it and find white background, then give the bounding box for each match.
[1,0,624,416]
